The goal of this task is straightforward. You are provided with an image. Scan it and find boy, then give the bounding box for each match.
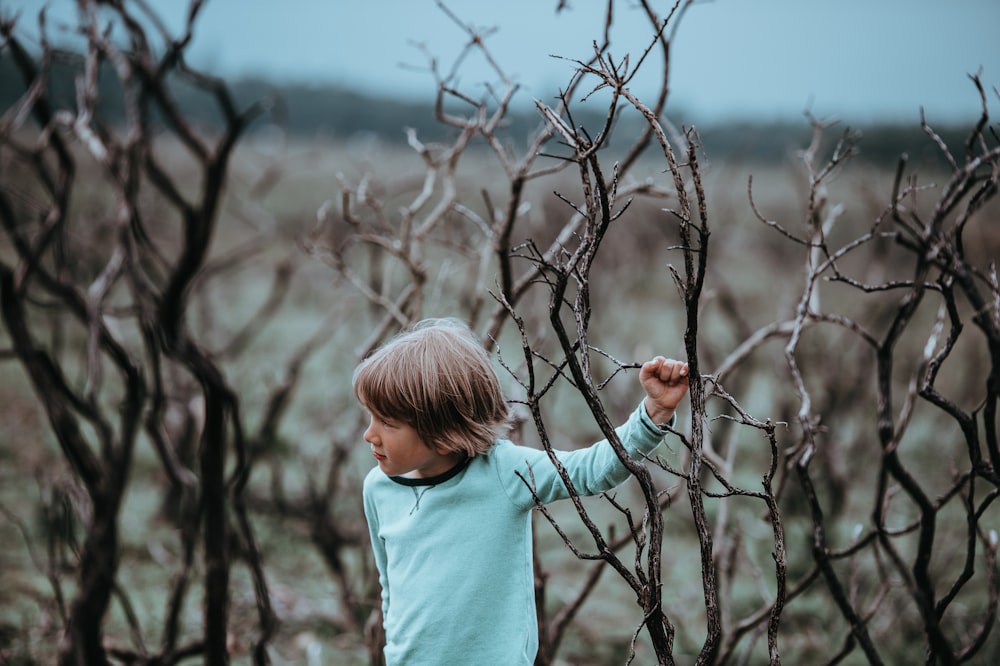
[356,318,689,665]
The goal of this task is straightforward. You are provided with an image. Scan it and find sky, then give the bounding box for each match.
[4,0,999,125]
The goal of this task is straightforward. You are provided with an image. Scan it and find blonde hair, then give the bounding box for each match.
[352,318,510,457]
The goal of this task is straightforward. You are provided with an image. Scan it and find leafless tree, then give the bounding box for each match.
[308,3,687,658]
[0,1,322,663]
[3,1,997,665]
[317,1,999,663]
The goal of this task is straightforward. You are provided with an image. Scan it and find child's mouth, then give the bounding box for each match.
[373,451,387,461]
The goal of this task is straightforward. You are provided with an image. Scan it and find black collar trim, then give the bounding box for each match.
[389,457,471,487]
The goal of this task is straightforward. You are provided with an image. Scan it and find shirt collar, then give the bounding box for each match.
[388,456,471,487]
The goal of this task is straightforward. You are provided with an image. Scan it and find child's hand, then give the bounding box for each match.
[640,356,689,426]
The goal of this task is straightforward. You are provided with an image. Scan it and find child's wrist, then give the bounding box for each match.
[643,398,676,429]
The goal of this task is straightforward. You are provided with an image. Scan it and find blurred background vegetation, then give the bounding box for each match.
[0,52,975,167]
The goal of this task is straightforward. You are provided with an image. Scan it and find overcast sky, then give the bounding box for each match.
[6,0,999,124]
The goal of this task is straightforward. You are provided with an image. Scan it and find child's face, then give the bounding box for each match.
[364,411,463,478]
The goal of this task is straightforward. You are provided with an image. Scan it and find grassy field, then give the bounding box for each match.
[1,123,998,665]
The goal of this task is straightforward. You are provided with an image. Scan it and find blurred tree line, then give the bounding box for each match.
[0,51,972,166]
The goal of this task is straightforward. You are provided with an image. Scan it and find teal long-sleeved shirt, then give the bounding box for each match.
[362,402,671,665]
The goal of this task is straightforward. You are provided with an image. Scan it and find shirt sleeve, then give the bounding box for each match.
[362,471,391,619]
[498,401,672,510]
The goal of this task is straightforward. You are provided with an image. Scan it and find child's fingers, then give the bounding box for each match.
[642,357,689,384]
[640,356,666,383]
[661,360,689,385]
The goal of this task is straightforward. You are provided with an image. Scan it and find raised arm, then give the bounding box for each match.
[502,357,690,507]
